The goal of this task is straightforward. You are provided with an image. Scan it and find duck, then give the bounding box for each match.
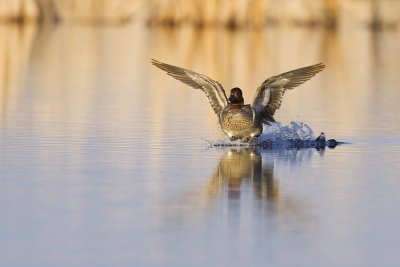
[152,59,325,142]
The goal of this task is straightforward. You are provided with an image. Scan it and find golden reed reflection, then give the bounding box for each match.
[0,25,38,121]
[2,22,400,140]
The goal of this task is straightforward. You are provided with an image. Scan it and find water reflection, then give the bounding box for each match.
[0,25,38,121]
[202,148,314,217]
[140,24,399,138]
[161,147,316,233]
[2,22,400,141]
[204,148,278,202]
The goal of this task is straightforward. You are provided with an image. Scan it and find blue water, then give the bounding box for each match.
[1,24,400,266]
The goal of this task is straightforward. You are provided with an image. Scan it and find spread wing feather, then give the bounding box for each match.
[151,59,228,114]
[252,63,325,124]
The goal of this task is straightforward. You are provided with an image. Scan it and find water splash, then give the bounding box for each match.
[206,121,318,148]
[258,121,315,141]
[255,121,316,148]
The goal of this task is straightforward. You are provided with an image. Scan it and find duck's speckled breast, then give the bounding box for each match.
[221,107,254,131]
[219,105,262,139]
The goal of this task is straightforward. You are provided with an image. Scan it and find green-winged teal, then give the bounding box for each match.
[152,59,325,142]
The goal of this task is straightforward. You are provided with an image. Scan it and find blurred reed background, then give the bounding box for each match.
[0,0,399,29]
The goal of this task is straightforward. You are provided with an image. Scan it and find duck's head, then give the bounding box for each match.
[228,87,244,107]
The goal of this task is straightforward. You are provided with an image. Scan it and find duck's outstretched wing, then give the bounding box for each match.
[252,63,325,124]
[151,59,228,115]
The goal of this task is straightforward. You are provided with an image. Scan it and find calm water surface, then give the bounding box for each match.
[1,24,400,266]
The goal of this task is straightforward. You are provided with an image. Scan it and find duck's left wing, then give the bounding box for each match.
[252,63,325,124]
[151,59,228,115]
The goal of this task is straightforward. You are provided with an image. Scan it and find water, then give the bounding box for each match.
[1,23,400,266]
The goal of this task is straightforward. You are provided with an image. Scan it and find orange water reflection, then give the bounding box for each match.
[1,23,400,139]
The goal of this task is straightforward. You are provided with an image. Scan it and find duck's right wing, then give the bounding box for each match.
[252,63,325,124]
[151,59,228,115]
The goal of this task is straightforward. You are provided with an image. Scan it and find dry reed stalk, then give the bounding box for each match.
[0,0,39,23]
[0,0,399,29]
[147,0,399,29]
[0,0,138,24]
[55,0,138,25]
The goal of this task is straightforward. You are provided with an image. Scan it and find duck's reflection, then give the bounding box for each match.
[204,148,279,203]
[197,147,316,219]
[158,147,316,235]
